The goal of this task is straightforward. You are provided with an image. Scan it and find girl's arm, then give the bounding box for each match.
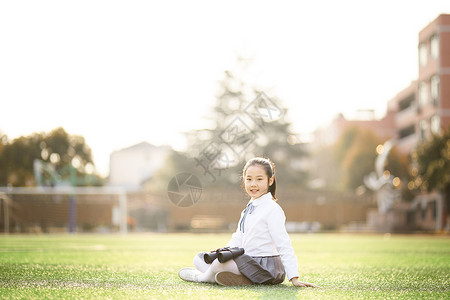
[268,205,319,288]
[267,206,299,280]
[225,226,243,248]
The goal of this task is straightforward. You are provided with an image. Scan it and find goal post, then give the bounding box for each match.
[0,186,128,234]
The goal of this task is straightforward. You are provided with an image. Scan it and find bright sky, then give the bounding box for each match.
[1,0,449,176]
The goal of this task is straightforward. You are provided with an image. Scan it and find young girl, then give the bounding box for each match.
[179,157,318,287]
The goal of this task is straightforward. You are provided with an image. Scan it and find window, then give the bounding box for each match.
[399,125,415,139]
[430,75,440,106]
[421,205,426,220]
[432,201,437,220]
[399,94,415,112]
[430,34,439,59]
[431,115,441,135]
[419,120,428,141]
[418,81,428,107]
[419,42,428,67]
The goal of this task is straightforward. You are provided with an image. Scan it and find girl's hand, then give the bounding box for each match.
[290,277,320,288]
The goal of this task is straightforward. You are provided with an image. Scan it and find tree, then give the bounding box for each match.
[185,57,309,188]
[0,131,9,184]
[0,127,103,186]
[317,126,409,191]
[0,133,43,186]
[340,127,380,190]
[413,127,450,203]
[151,56,309,191]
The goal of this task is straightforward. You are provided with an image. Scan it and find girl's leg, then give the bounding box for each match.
[197,259,240,283]
[193,253,209,273]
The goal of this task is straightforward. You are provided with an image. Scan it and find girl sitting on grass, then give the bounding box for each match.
[179,157,319,287]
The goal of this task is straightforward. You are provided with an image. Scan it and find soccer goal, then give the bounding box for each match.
[0,186,128,234]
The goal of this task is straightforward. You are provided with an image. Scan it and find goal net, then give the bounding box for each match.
[0,186,128,234]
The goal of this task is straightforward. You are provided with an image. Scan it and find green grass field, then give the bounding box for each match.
[0,233,449,299]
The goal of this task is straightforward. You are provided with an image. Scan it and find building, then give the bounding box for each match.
[108,142,171,190]
[314,14,450,153]
[388,14,450,154]
[313,109,396,147]
[311,14,450,232]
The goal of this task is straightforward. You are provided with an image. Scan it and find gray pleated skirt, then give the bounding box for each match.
[234,254,286,284]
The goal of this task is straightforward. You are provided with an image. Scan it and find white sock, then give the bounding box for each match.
[197,259,240,283]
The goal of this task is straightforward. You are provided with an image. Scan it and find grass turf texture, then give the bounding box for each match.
[0,233,449,299]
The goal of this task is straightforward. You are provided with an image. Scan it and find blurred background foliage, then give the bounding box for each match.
[0,57,449,208]
[0,127,103,187]
[413,127,450,199]
[149,58,309,192]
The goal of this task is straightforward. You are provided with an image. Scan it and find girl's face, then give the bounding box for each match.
[244,165,274,199]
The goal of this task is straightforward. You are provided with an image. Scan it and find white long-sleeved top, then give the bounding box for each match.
[226,192,300,280]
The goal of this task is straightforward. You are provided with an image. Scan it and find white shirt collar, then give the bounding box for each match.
[250,192,273,206]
